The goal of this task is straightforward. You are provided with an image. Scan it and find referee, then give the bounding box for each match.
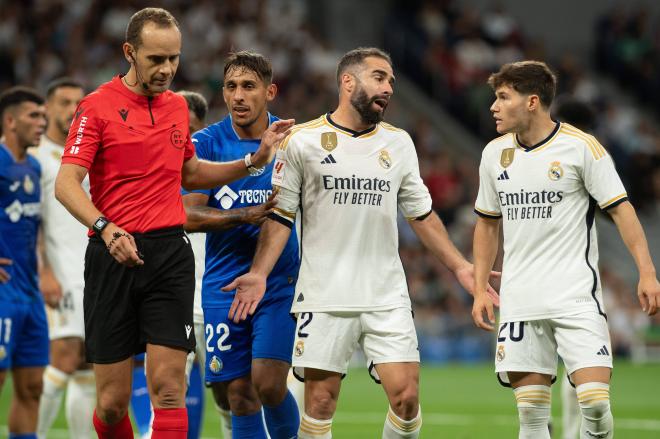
[54,8,293,439]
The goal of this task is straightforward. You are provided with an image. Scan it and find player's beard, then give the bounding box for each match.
[350,85,386,126]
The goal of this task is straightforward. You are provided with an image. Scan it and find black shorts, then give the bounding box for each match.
[83,226,195,364]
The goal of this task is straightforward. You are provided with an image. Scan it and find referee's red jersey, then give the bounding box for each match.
[62,76,195,234]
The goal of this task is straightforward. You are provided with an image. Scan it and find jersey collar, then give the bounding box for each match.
[112,75,168,105]
[515,121,561,152]
[226,113,275,142]
[324,113,378,138]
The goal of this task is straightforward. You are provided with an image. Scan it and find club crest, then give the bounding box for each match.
[496,345,505,362]
[548,161,564,181]
[379,150,392,169]
[295,340,305,357]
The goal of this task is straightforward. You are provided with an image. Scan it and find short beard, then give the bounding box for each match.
[350,86,384,126]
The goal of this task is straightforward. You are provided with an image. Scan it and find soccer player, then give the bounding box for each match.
[226,47,497,439]
[54,8,293,439]
[182,52,300,439]
[472,61,660,439]
[33,77,96,439]
[0,86,48,439]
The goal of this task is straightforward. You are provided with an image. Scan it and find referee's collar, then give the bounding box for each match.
[113,75,169,105]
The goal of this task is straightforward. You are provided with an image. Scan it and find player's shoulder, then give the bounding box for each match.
[379,121,413,143]
[483,133,516,157]
[557,123,607,160]
[279,115,327,150]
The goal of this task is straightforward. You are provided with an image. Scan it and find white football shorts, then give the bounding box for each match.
[291,307,419,377]
[494,311,613,386]
[46,285,85,340]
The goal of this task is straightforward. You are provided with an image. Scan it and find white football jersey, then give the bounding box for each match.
[34,136,89,291]
[475,122,627,322]
[272,114,432,312]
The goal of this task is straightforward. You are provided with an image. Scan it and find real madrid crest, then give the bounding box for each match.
[500,148,515,168]
[378,150,392,169]
[294,340,305,357]
[209,355,223,374]
[23,174,35,194]
[548,161,563,181]
[496,345,505,362]
[321,132,338,152]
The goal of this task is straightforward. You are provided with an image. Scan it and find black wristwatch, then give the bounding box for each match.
[92,216,110,237]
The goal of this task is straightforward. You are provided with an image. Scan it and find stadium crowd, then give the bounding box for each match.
[0,0,656,364]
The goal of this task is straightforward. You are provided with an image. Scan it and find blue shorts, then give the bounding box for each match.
[203,294,296,382]
[0,300,49,370]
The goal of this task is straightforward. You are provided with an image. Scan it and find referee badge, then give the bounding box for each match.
[209,355,223,374]
[548,161,564,181]
[294,340,305,357]
[500,148,515,168]
[378,150,392,169]
[321,132,338,152]
[496,345,505,362]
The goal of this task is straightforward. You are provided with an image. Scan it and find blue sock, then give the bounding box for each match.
[232,411,268,439]
[9,434,37,439]
[130,365,152,436]
[186,362,204,439]
[264,390,300,439]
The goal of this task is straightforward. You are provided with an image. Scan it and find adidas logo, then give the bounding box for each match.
[596,345,610,356]
[320,154,337,164]
[497,170,510,180]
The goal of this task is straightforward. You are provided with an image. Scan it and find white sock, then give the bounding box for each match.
[38,366,70,438]
[382,405,422,438]
[561,374,580,439]
[576,382,613,439]
[217,406,232,438]
[66,370,96,439]
[514,385,552,439]
[298,413,332,438]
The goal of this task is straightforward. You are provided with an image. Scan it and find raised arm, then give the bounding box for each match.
[607,201,660,315]
[181,119,294,190]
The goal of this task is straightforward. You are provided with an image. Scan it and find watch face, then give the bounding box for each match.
[95,219,104,228]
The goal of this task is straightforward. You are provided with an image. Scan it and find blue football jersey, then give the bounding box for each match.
[0,144,41,303]
[188,115,300,307]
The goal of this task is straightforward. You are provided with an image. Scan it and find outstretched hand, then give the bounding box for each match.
[222,272,267,323]
[251,119,295,168]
